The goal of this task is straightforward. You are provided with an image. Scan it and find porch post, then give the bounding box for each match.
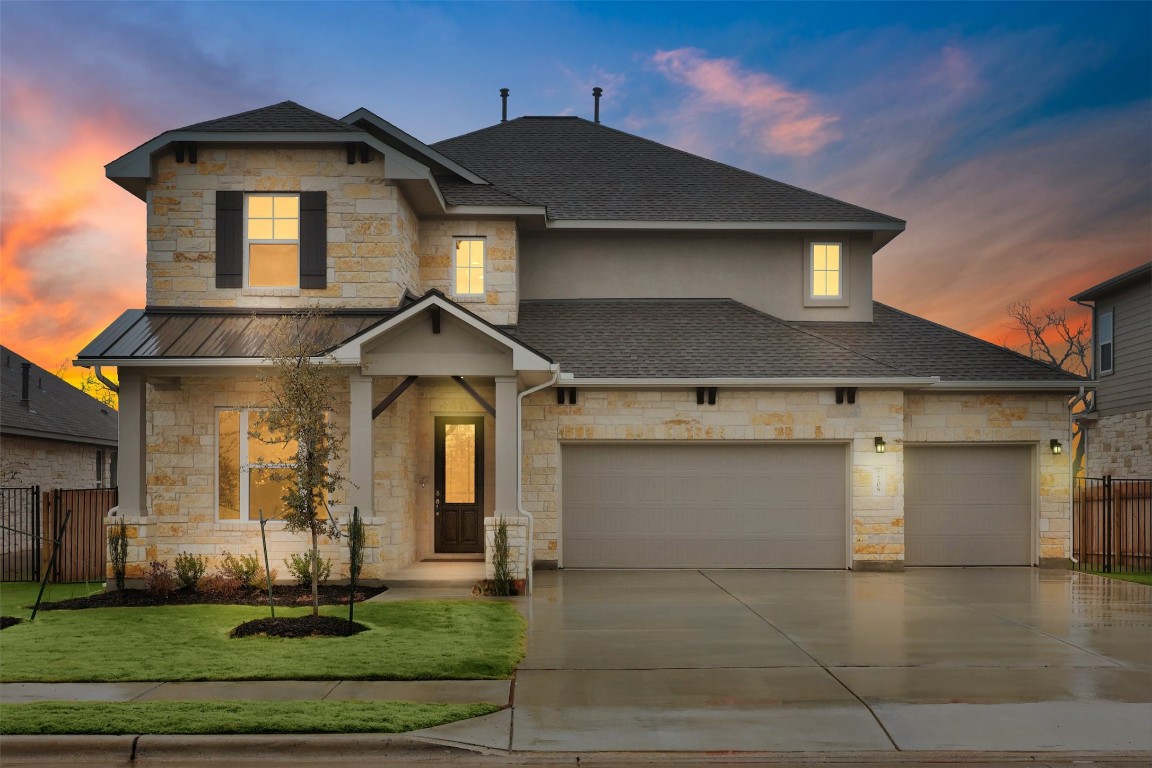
[494,376,518,515]
[348,373,374,516]
[117,370,147,516]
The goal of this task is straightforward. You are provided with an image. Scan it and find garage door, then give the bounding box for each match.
[904,445,1033,566]
[561,443,847,568]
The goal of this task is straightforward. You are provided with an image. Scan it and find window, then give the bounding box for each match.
[807,242,845,302]
[1098,310,1114,375]
[453,238,485,297]
[217,409,302,522]
[96,450,104,488]
[246,194,300,288]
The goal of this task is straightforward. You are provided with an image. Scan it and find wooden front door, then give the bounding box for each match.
[434,416,484,553]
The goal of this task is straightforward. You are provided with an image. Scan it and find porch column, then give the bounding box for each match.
[349,373,374,517]
[494,376,518,515]
[117,370,147,517]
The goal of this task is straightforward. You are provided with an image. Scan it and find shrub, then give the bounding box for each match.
[173,552,207,590]
[492,518,513,597]
[284,551,332,587]
[198,573,242,599]
[145,561,177,598]
[108,520,128,591]
[218,551,262,588]
[253,568,279,591]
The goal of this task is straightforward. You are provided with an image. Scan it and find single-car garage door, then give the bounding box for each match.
[561,443,847,568]
[905,445,1033,566]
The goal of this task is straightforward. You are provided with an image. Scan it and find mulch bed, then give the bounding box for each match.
[230,615,369,639]
[0,616,23,630]
[34,584,386,611]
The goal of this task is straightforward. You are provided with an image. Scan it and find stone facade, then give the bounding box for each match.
[418,219,519,325]
[0,435,112,490]
[1084,409,1152,478]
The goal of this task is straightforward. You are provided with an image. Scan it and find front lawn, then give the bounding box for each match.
[0,701,501,735]
[1087,570,1152,586]
[0,596,525,682]
[1,582,103,618]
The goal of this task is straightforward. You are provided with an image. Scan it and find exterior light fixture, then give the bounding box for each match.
[874,436,886,454]
[1050,439,1063,455]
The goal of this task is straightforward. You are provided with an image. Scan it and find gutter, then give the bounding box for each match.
[560,376,938,388]
[516,364,560,595]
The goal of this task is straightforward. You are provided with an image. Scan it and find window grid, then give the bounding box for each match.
[810,243,842,299]
[454,238,485,296]
[245,194,300,288]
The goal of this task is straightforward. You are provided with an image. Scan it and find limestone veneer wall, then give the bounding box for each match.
[0,435,111,489]
[146,146,420,309]
[371,375,418,574]
[1085,409,1152,478]
[418,219,518,325]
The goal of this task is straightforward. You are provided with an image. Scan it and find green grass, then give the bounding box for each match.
[0,595,526,682]
[0,582,103,617]
[1087,570,1152,586]
[0,701,501,735]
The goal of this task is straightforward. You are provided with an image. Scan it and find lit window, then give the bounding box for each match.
[246,194,299,288]
[454,238,485,296]
[217,408,323,522]
[810,243,842,299]
[1098,311,1113,375]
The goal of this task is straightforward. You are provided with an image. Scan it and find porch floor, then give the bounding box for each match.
[370,559,486,599]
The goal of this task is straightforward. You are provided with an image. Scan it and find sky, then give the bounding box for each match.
[1,1,1149,388]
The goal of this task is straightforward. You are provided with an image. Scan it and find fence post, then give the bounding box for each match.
[1103,474,1113,573]
[31,486,41,581]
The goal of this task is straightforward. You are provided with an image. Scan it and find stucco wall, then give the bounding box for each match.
[146,146,420,309]
[1085,409,1152,478]
[0,435,112,490]
[418,219,518,325]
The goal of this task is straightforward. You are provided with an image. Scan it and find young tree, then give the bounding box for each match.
[253,310,346,616]
[1006,300,1090,377]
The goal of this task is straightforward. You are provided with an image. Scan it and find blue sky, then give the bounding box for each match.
[2,1,1149,375]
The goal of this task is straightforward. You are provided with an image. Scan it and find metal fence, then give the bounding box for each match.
[1,485,41,581]
[42,488,118,582]
[1073,477,1152,574]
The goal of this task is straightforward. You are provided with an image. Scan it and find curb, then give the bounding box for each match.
[0,735,137,763]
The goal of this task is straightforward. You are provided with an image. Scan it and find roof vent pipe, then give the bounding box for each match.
[500,88,509,122]
[593,86,602,123]
[20,362,30,404]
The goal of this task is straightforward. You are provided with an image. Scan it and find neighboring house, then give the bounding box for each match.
[77,100,1083,580]
[1,346,118,489]
[1070,263,1152,478]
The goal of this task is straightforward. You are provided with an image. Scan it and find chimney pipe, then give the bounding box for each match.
[20,362,30,404]
[500,88,509,122]
[593,86,602,124]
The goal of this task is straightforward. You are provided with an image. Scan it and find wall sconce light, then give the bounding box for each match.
[874,436,886,454]
[419,476,428,488]
[1050,439,1063,455]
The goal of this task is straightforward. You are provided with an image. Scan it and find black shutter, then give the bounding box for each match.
[215,191,243,288]
[299,191,327,289]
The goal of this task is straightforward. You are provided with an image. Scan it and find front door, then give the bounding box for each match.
[434,416,484,553]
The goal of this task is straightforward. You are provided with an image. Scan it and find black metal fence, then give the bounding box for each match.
[1073,477,1152,574]
[1,485,41,581]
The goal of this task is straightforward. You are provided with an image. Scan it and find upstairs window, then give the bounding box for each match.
[1098,310,1114,375]
[805,241,849,306]
[246,194,299,288]
[454,238,485,297]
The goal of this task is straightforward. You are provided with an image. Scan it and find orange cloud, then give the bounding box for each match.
[650,48,840,156]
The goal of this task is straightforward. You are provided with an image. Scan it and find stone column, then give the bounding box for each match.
[349,373,374,518]
[494,376,518,515]
[117,370,148,516]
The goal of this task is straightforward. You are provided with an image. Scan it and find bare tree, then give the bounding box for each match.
[1006,300,1090,376]
[54,359,119,409]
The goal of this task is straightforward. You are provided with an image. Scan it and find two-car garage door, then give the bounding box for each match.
[562,443,847,568]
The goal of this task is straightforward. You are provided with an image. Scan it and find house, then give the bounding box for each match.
[77,99,1084,582]
[1,346,118,490]
[1070,262,1152,478]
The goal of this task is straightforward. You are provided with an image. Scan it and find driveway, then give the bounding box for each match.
[454,568,1151,752]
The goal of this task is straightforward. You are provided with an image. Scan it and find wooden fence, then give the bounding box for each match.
[1073,477,1151,573]
[40,488,118,582]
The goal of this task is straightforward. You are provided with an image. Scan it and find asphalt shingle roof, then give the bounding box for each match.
[1,347,117,445]
[176,101,362,133]
[432,117,904,224]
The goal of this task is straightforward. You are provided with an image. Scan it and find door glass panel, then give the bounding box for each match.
[444,423,476,503]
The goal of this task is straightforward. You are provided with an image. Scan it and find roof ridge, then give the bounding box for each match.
[176,100,359,133]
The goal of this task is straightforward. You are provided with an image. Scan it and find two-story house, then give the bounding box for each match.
[78,100,1083,583]
[1070,262,1152,478]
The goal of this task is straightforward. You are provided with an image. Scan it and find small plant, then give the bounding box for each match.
[491,518,513,597]
[347,508,365,621]
[108,520,128,591]
[197,573,242,599]
[253,567,279,591]
[173,552,207,590]
[218,551,262,588]
[145,561,177,598]
[285,551,332,587]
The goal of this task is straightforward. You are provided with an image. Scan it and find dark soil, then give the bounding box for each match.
[0,616,23,630]
[34,584,386,611]
[230,615,369,639]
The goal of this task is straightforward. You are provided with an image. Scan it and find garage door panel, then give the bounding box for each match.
[562,443,847,568]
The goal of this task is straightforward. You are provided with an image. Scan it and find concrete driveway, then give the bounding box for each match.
[426,568,1151,753]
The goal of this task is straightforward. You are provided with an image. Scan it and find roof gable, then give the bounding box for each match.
[176,101,361,133]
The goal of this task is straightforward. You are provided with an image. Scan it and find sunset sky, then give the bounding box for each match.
[2,1,1149,390]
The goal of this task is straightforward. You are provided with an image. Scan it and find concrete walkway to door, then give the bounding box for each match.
[419,568,1152,753]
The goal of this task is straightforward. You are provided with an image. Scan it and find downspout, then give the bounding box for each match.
[1070,296,1096,565]
[517,364,560,595]
[94,366,120,393]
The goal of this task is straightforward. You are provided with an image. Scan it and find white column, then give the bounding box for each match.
[349,373,374,517]
[117,370,147,516]
[494,376,518,516]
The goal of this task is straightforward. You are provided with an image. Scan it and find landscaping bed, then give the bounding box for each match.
[34,583,386,611]
[230,615,369,638]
